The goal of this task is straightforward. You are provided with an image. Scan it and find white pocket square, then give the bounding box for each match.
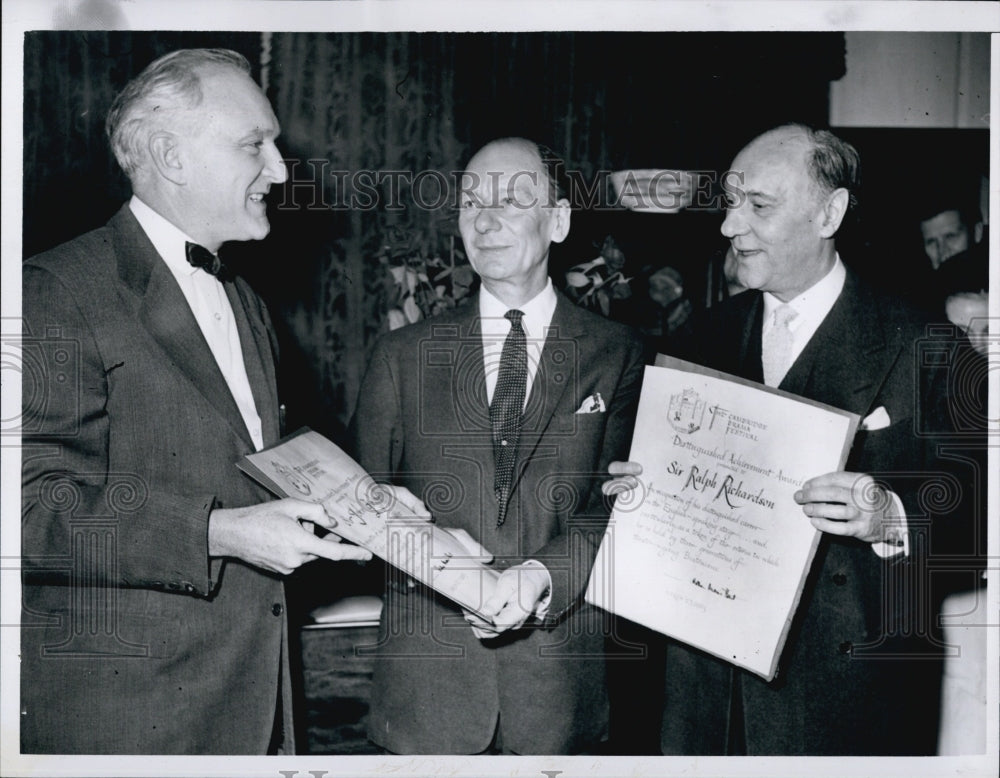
[860,406,890,431]
[576,392,606,414]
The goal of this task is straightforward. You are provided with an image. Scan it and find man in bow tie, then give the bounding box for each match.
[610,124,973,755]
[351,137,644,754]
[21,48,377,754]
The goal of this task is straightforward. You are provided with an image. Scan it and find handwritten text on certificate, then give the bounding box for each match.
[586,358,857,680]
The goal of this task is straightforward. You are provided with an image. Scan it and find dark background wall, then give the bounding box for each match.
[22,31,990,440]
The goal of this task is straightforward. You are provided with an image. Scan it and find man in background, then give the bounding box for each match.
[906,191,989,315]
[918,196,984,271]
[21,48,373,754]
[352,137,644,754]
[611,124,968,754]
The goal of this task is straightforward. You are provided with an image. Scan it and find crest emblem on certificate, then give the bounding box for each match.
[272,460,312,496]
[668,388,706,433]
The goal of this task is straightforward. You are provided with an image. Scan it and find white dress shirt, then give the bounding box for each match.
[129,196,264,450]
[478,279,559,615]
[479,278,558,407]
[761,255,846,386]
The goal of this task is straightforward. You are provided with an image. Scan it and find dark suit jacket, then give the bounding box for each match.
[21,205,291,754]
[351,291,644,754]
[659,270,964,755]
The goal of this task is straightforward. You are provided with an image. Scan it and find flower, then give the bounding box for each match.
[563,235,632,317]
[380,228,475,330]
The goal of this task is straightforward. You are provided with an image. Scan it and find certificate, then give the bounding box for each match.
[238,428,500,621]
[585,356,859,680]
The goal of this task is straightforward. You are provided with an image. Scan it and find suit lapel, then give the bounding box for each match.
[430,300,495,482]
[110,206,257,450]
[801,273,897,417]
[736,294,766,384]
[781,271,896,416]
[227,281,280,445]
[509,294,577,494]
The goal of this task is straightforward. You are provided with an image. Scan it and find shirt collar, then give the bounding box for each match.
[762,255,846,331]
[479,278,558,339]
[129,195,207,278]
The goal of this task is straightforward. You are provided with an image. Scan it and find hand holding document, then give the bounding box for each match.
[586,357,859,680]
[238,429,500,621]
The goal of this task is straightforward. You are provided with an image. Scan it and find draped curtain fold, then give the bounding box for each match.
[264,33,467,437]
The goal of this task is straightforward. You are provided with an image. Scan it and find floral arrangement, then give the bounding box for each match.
[379,224,477,330]
[563,235,633,316]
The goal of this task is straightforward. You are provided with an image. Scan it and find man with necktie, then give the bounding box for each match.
[351,137,645,754]
[609,124,969,754]
[20,48,375,754]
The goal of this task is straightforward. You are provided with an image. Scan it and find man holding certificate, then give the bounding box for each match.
[352,138,644,754]
[607,124,966,755]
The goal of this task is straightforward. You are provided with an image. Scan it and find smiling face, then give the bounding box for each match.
[720,128,842,302]
[457,139,570,305]
[174,65,287,251]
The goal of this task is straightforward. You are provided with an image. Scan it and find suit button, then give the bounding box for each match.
[272,603,283,616]
[838,641,853,655]
[832,573,847,586]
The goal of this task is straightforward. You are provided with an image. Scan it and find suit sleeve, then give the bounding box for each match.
[21,264,221,597]
[533,334,646,620]
[349,336,405,478]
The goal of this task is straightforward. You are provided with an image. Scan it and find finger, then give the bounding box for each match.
[469,623,500,639]
[794,485,853,506]
[463,609,500,638]
[304,534,372,562]
[462,608,494,629]
[386,485,431,518]
[316,499,347,529]
[808,516,865,537]
[609,461,643,477]
[799,502,859,521]
[478,593,508,621]
[491,603,530,632]
[480,576,518,618]
[270,498,328,527]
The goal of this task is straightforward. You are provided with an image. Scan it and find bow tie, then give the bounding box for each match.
[185,241,232,281]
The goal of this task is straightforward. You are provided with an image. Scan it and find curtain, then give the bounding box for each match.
[22,31,845,438]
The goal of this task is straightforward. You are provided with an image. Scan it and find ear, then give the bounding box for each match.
[147,131,185,186]
[818,188,849,239]
[973,221,984,244]
[548,198,572,244]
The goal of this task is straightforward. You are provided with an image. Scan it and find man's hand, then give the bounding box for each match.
[602,460,643,497]
[794,471,896,544]
[463,563,550,639]
[945,291,990,356]
[208,497,372,575]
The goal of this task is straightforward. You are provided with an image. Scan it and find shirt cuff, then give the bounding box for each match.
[521,559,553,618]
[872,490,909,558]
